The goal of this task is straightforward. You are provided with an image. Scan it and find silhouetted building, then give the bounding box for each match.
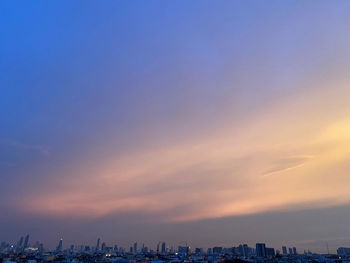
[337,247,350,257]
[161,242,166,254]
[17,237,23,250]
[293,247,297,255]
[178,246,190,255]
[195,248,203,254]
[256,243,266,257]
[56,238,63,253]
[96,238,100,251]
[213,246,223,254]
[282,246,287,255]
[266,247,275,257]
[238,244,250,257]
[23,235,30,249]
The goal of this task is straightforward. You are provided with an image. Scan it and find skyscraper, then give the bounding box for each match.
[133,242,137,254]
[161,242,166,254]
[238,244,250,257]
[23,235,29,249]
[256,243,266,257]
[101,242,106,252]
[293,247,297,255]
[282,246,287,255]
[266,247,275,257]
[56,238,63,253]
[96,238,100,251]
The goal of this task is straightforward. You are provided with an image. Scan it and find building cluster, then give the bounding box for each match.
[0,235,348,263]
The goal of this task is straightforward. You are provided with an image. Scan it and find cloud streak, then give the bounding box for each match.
[17,80,350,222]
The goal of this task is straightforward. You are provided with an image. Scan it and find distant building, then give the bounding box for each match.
[195,248,203,254]
[238,244,250,257]
[161,242,166,254]
[256,243,266,257]
[289,247,293,255]
[266,247,275,257]
[337,247,350,257]
[96,238,100,251]
[56,238,63,253]
[24,235,30,249]
[17,237,24,250]
[293,247,297,255]
[212,246,223,254]
[282,246,287,255]
[178,246,190,255]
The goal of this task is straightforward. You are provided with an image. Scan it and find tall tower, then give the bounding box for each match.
[256,243,266,257]
[56,238,63,253]
[96,238,100,251]
[282,246,287,255]
[161,242,166,254]
[17,237,24,249]
[23,235,30,249]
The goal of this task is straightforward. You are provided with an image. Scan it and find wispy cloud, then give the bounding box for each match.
[262,156,314,177]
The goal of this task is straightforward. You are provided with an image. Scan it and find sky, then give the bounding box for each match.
[1,0,350,253]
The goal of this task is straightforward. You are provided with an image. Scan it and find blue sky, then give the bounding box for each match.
[1,0,350,251]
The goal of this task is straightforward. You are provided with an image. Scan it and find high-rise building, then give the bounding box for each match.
[133,242,137,253]
[213,247,223,254]
[56,238,63,253]
[282,246,287,255]
[178,246,190,255]
[39,243,44,252]
[161,242,166,254]
[293,247,297,255]
[23,235,30,249]
[238,244,250,257]
[288,247,293,255]
[256,243,266,257]
[17,237,24,249]
[337,247,350,257]
[195,248,203,254]
[266,247,275,257]
[238,245,244,256]
[101,242,106,251]
[96,238,100,251]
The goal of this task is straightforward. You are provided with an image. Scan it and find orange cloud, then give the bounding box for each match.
[19,78,350,222]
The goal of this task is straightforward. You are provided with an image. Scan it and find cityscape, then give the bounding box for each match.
[1,235,350,263]
[2,1,350,263]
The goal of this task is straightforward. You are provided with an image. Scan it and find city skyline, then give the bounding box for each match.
[2,0,350,254]
[0,233,310,255]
